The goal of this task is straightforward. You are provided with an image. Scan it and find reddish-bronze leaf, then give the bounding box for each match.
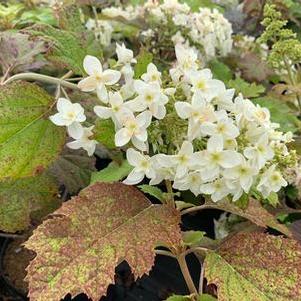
[205,232,301,300]
[25,182,181,301]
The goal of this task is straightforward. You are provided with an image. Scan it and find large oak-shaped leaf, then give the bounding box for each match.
[0,174,61,233]
[204,232,301,300]
[25,182,181,301]
[0,81,65,179]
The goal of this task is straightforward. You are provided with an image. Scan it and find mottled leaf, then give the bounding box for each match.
[205,198,291,237]
[138,185,164,202]
[0,81,65,180]
[205,232,301,300]
[25,24,102,75]
[54,4,84,32]
[0,32,47,74]
[0,174,61,233]
[93,118,116,149]
[90,160,132,184]
[25,182,181,301]
[48,148,96,194]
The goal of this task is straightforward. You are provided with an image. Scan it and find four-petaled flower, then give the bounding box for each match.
[78,55,121,103]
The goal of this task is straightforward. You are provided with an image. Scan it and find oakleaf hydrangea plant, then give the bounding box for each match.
[1,1,301,301]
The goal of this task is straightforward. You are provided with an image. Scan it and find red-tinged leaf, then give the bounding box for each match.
[204,232,301,300]
[0,32,47,74]
[238,52,273,82]
[205,198,292,237]
[25,182,181,301]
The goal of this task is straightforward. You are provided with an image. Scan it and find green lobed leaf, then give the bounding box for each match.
[208,59,233,82]
[25,182,182,301]
[228,77,265,98]
[204,232,301,300]
[0,174,61,233]
[134,49,153,79]
[199,294,217,301]
[90,160,132,184]
[93,118,116,149]
[138,185,164,202]
[252,96,300,133]
[26,24,102,75]
[0,81,65,180]
[182,230,205,246]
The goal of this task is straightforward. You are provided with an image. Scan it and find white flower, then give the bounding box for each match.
[200,110,239,140]
[212,85,235,111]
[200,178,231,202]
[50,98,86,126]
[116,43,137,66]
[127,80,168,119]
[257,165,287,198]
[49,98,86,137]
[170,44,198,82]
[115,111,152,151]
[244,134,274,169]
[246,104,271,127]
[173,171,203,196]
[196,135,242,181]
[186,69,224,101]
[141,63,162,83]
[160,141,195,178]
[175,92,216,140]
[78,55,121,103]
[67,125,97,156]
[223,158,258,193]
[94,92,131,127]
[123,148,156,185]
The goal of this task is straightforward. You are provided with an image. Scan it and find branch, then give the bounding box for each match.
[181,204,213,216]
[2,72,79,90]
[155,249,176,258]
[177,253,198,295]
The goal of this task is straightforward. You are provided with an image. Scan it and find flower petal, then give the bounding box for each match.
[67,122,84,139]
[123,169,144,185]
[115,128,131,147]
[83,55,102,75]
[94,106,112,119]
[175,102,191,119]
[78,76,97,92]
[102,69,121,85]
[126,148,144,166]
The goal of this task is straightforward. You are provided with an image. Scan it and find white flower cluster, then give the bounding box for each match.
[101,0,233,60]
[49,43,292,203]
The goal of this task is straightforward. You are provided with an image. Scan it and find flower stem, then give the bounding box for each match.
[283,57,301,114]
[177,253,198,295]
[165,179,175,206]
[2,72,79,90]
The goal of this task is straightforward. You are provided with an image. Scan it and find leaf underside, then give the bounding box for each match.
[205,232,301,301]
[25,182,181,301]
[0,81,65,180]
